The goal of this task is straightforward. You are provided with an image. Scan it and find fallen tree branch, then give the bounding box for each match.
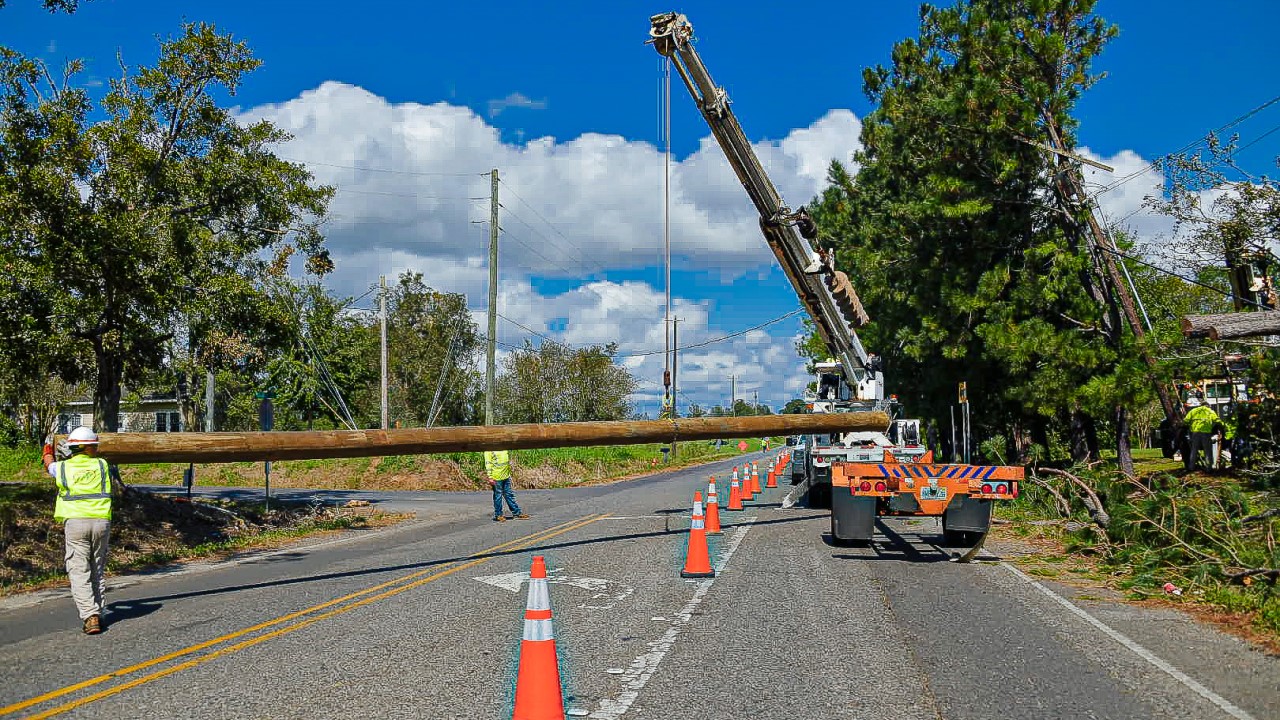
[1224,568,1280,584]
[1241,508,1280,524]
[1024,473,1072,517]
[1038,467,1111,529]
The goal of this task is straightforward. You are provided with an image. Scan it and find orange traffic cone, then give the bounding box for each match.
[741,464,754,502]
[766,465,778,488]
[705,477,722,534]
[680,492,715,578]
[726,474,743,511]
[749,463,762,497]
[513,556,565,720]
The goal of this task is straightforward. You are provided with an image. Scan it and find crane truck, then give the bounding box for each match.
[649,12,1023,548]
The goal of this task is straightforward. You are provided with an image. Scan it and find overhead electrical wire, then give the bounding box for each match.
[279,157,488,178]
[1090,93,1280,199]
[614,309,805,358]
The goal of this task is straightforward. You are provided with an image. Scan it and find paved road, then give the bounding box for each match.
[2,456,1276,719]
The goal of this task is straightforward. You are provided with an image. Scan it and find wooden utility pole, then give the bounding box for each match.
[730,374,736,416]
[1044,121,1183,428]
[1183,311,1280,340]
[486,168,499,426]
[379,274,388,430]
[95,413,891,465]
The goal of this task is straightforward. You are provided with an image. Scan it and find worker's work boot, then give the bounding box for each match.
[514,513,530,519]
[82,615,102,635]
[493,515,506,522]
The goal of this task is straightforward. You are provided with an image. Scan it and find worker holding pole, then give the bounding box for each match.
[42,427,112,635]
[484,449,529,522]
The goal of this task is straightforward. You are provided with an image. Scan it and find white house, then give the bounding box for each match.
[57,394,183,433]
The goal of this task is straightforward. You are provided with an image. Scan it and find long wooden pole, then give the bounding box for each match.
[97,413,888,465]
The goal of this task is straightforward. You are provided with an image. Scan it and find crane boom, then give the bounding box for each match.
[649,12,876,395]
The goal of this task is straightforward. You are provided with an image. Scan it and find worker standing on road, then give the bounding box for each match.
[484,449,528,522]
[42,427,112,635]
[1183,398,1219,472]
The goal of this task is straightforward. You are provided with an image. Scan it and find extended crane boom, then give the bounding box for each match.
[649,12,876,396]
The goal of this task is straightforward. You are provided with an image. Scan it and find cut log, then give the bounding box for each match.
[95,413,890,465]
[1181,311,1280,340]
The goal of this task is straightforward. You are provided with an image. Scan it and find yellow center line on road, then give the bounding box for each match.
[2,513,608,718]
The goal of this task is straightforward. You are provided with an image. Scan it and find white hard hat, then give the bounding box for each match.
[67,426,99,445]
[1186,397,1201,408]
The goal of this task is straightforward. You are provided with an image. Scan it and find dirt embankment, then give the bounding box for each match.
[0,484,388,594]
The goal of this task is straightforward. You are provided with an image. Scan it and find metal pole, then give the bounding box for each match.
[964,401,971,464]
[664,59,672,394]
[671,316,678,458]
[486,168,499,426]
[731,374,736,416]
[379,275,388,430]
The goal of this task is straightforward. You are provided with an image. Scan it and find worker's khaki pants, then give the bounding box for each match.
[64,519,110,620]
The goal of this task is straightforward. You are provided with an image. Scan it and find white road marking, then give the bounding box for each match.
[472,570,634,610]
[588,516,755,720]
[1003,563,1256,720]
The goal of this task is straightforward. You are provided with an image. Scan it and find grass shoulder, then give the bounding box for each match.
[0,482,407,597]
[995,454,1279,654]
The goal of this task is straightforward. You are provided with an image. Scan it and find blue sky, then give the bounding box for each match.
[6,1,1280,415]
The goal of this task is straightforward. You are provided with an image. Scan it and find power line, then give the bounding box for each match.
[499,179,609,275]
[496,225,582,278]
[1091,93,1280,199]
[497,313,572,349]
[614,309,805,358]
[335,187,489,201]
[280,157,488,178]
[499,203,607,276]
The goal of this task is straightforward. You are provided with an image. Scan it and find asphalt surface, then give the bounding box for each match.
[1,456,1276,719]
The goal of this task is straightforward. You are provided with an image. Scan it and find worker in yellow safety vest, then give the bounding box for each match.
[42,427,112,634]
[1183,398,1220,472]
[659,393,673,419]
[484,449,529,522]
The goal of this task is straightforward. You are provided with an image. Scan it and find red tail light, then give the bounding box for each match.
[1011,484,1019,499]
[874,481,887,492]
[859,481,872,492]
[995,484,1008,494]
[981,484,993,494]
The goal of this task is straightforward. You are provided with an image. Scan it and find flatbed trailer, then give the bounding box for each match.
[830,455,1023,546]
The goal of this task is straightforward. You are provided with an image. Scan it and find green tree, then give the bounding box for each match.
[0,24,332,433]
[808,0,1123,464]
[781,398,808,414]
[386,272,480,427]
[267,283,379,430]
[495,341,636,424]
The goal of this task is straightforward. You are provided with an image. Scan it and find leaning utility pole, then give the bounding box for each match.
[379,274,388,430]
[486,168,499,426]
[1043,121,1182,428]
